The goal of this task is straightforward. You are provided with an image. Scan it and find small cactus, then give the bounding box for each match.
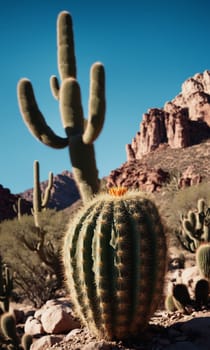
[196,243,210,279]
[0,312,32,350]
[165,279,209,313]
[0,256,13,313]
[165,294,177,312]
[63,189,167,340]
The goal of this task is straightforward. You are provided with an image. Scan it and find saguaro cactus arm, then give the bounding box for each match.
[17,79,69,149]
[50,11,76,99]
[60,62,105,143]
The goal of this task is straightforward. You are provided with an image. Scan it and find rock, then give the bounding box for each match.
[40,300,80,334]
[0,184,32,222]
[178,165,202,188]
[24,316,44,335]
[126,70,210,161]
[106,160,169,192]
[30,335,63,350]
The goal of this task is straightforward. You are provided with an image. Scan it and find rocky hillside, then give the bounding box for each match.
[107,70,210,190]
[126,70,210,161]
[0,171,80,222]
[0,185,32,222]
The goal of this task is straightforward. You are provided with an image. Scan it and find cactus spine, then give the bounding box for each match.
[17,11,105,203]
[32,160,53,227]
[63,190,167,340]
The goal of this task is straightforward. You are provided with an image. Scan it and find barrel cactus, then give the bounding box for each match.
[63,188,167,340]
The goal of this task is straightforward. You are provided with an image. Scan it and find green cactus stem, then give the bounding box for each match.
[0,312,32,350]
[165,294,177,312]
[17,11,105,203]
[177,198,210,252]
[63,189,167,340]
[32,160,53,227]
[1,313,20,344]
[196,243,210,279]
[0,256,13,313]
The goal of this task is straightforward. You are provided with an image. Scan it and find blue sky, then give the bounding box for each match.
[1,0,210,194]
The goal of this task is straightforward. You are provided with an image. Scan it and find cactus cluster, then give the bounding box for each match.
[165,279,209,313]
[176,198,210,252]
[63,189,167,340]
[17,11,105,203]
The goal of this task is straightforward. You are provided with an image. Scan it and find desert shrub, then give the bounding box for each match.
[0,209,69,307]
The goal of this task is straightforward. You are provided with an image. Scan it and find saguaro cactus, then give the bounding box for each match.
[17,11,105,203]
[32,160,53,227]
[63,188,167,340]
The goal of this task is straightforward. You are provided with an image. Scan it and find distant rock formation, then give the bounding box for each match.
[20,170,80,211]
[126,70,210,161]
[0,185,32,222]
[106,162,169,192]
[0,171,80,222]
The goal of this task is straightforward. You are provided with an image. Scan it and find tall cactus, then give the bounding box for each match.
[63,188,167,340]
[32,160,53,227]
[17,11,105,203]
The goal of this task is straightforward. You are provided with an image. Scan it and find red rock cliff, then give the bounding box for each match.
[126,70,210,161]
